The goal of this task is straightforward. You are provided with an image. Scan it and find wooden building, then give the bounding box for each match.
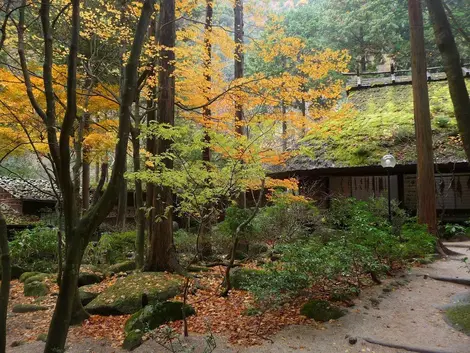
[269,78,470,221]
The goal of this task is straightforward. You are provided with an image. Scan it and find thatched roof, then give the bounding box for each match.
[0,177,57,201]
[274,79,469,174]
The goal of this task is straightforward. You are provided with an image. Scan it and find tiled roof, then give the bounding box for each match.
[0,176,57,201]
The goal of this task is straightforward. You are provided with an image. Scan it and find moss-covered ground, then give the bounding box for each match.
[446,304,470,335]
[305,80,469,166]
[85,272,183,315]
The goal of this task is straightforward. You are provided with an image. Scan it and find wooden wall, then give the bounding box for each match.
[329,175,399,201]
[0,187,22,213]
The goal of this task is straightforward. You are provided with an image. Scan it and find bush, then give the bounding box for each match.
[84,231,136,265]
[9,226,60,273]
[435,116,450,128]
[242,197,435,309]
[174,229,197,254]
[255,192,319,243]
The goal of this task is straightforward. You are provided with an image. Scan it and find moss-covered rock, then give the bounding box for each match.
[446,304,470,335]
[300,300,346,322]
[230,268,265,290]
[122,302,195,351]
[122,329,143,351]
[36,333,47,342]
[24,281,49,297]
[108,261,136,274]
[85,272,183,315]
[78,272,103,287]
[12,304,48,313]
[79,286,99,306]
[19,272,41,283]
[24,273,48,285]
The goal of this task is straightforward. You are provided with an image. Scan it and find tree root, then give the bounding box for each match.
[442,243,470,249]
[429,276,470,286]
[362,337,453,353]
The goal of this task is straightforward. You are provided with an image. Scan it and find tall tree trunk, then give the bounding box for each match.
[132,97,146,269]
[281,101,287,151]
[0,212,10,353]
[116,160,128,229]
[146,0,180,272]
[82,113,90,211]
[301,97,306,137]
[234,0,246,209]
[43,0,156,351]
[199,0,214,259]
[408,0,438,236]
[145,16,158,266]
[427,0,470,161]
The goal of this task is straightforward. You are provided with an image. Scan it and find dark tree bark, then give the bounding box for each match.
[145,16,158,264]
[132,96,146,269]
[82,115,91,211]
[408,0,438,236]
[116,160,128,229]
[199,0,214,259]
[146,0,181,272]
[0,212,10,353]
[234,0,246,209]
[281,101,287,152]
[15,0,158,351]
[426,0,470,161]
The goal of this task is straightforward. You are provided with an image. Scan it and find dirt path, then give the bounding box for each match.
[7,244,470,353]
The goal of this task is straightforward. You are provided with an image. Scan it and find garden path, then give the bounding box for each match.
[7,243,470,353]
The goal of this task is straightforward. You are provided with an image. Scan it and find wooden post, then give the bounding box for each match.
[408,0,438,235]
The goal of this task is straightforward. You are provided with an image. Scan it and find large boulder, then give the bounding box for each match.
[123,302,195,351]
[19,272,41,283]
[79,286,99,306]
[300,300,346,322]
[78,272,103,287]
[24,274,48,285]
[12,304,48,313]
[24,281,49,297]
[108,261,136,274]
[85,272,183,315]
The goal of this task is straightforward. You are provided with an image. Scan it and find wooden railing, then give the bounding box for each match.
[343,63,470,88]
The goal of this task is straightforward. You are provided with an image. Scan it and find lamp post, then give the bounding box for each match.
[381,154,397,222]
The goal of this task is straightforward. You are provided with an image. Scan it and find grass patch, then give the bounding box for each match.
[446,304,470,335]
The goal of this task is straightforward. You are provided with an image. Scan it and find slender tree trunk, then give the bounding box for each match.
[43,0,156,350]
[234,0,246,209]
[427,0,470,161]
[0,212,10,353]
[199,0,214,259]
[408,0,438,236]
[281,101,287,151]
[82,113,90,211]
[301,97,306,137]
[116,160,128,229]
[132,98,145,269]
[145,16,158,266]
[146,0,180,272]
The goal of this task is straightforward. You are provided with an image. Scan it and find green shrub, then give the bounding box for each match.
[218,206,258,238]
[443,223,468,240]
[9,226,60,273]
[174,229,197,254]
[435,116,450,128]
[255,192,319,243]
[84,231,136,265]
[242,197,435,309]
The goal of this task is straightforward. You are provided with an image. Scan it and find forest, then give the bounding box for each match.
[0,0,470,352]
